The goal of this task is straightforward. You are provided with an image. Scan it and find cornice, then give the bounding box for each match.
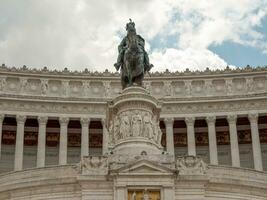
[1,64,267,79]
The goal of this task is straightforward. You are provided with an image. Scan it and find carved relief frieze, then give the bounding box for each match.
[81,156,108,175]
[69,81,82,97]
[161,99,267,115]
[0,65,266,110]
[6,77,19,93]
[176,156,207,175]
[0,100,106,115]
[109,110,162,146]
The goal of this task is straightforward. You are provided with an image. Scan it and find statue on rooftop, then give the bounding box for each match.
[114,19,153,89]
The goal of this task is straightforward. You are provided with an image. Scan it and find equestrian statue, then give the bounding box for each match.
[114,19,153,89]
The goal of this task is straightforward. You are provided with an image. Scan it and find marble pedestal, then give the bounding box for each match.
[106,86,163,155]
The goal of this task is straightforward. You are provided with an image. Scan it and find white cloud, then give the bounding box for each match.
[150,48,229,72]
[171,0,267,50]
[0,0,266,72]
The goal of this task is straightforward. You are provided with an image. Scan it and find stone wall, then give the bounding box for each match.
[0,160,266,200]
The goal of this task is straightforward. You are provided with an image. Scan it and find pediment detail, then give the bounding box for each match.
[111,159,175,175]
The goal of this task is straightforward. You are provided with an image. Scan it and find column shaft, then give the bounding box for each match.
[0,114,4,160]
[227,115,240,167]
[185,117,196,156]
[164,118,174,155]
[101,119,108,155]
[248,113,263,171]
[81,118,90,158]
[206,116,218,165]
[59,117,69,165]
[14,115,26,171]
[37,116,48,168]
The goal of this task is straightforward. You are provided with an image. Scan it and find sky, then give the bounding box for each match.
[0,0,267,72]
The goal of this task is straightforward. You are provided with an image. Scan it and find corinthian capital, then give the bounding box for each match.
[81,117,90,125]
[164,117,174,126]
[0,114,5,122]
[38,116,48,124]
[59,117,69,125]
[185,117,195,126]
[248,113,258,123]
[206,116,216,124]
[227,114,237,123]
[16,115,27,123]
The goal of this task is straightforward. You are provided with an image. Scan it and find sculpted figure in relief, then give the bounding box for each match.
[108,121,114,145]
[143,113,153,139]
[131,112,143,137]
[226,79,232,94]
[41,79,48,95]
[20,78,28,92]
[151,115,162,144]
[0,77,6,91]
[151,115,158,142]
[143,190,150,200]
[114,116,121,140]
[176,156,207,175]
[131,192,137,200]
[120,113,130,139]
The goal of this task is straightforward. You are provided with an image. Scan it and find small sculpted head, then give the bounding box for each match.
[126,18,136,34]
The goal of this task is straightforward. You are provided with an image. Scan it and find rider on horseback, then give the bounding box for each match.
[114,19,153,73]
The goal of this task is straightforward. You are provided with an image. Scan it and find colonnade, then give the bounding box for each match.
[0,113,265,171]
[0,115,107,171]
[165,113,263,171]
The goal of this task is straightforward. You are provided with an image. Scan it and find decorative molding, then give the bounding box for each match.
[248,112,259,123]
[1,64,267,77]
[59,117,69,124]
[164,117,174,126]
[227,115,237,123]
[0,65,266,101]
[81,117,90,125]
[206,116,216,124]
[185,117,195,125]
[16,115,27,123]
[37,116,48,124]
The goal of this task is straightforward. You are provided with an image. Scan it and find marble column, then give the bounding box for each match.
[227,115,240,167]
[101,119,108,155]
[0,114,4,160]
[185,117,196,156]
[14,115,27,171]
[37,116,48,168]
[206,116,218,165]
[164,118,174,155]
[59,117,69,165]
[248,113,263,171]
[81,117,90,158]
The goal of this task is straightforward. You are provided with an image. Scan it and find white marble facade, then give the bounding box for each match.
[0,64,267,199]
